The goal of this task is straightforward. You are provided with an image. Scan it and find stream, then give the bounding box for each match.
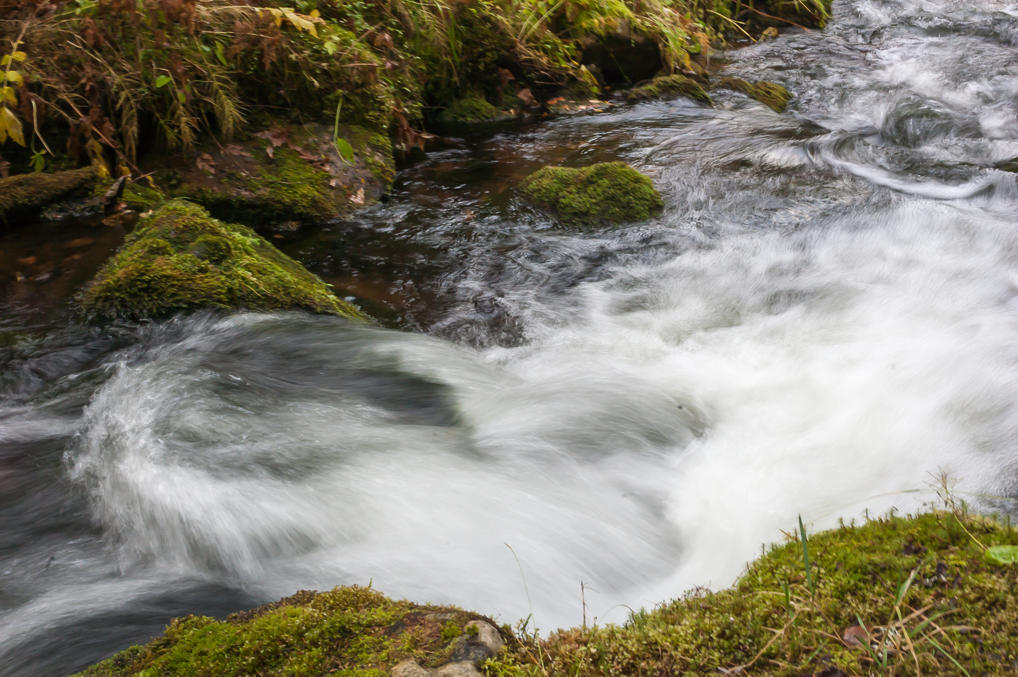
[3,0,1018,674]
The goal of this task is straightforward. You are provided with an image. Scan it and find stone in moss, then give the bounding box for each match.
[74,586,502,677]
[520,162,663,227]
[78,199,365,322]
[626,74,712,105]
[715,77,791,113]
[0,167,99,226]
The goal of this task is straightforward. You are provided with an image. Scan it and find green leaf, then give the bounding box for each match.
[334,136,355,164]
[154,75,172,89]
[985,545,1018,565]
[4,70,23,87]
[30,149,46,172]
[215,42,228,67]
[1,107,25,146]
[0,86,15,105]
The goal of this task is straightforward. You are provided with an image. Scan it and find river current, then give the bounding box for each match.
[2,1,1018,673]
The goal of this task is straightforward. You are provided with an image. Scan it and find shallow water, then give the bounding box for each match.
[3,1,1018,673]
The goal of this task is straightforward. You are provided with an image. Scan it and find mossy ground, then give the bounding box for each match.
[626,74,712,105]
[488,510,1018,675]
[75,586,496,677]
[77,511,1018,676]
[716,77,792,113]
[521,162,664,227]
[78,199,365,322]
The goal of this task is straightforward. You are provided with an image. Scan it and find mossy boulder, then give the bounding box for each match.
[996,158,1018,173]
[169,123,394,228]
[626,74,712,105]
[78,200,365,322]
[0,166,99,226]
[437,95,518,131]
[715,77,792,113]
[74,586,503,677]
[520,162,663,227]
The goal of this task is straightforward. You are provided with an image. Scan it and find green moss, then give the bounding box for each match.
[0,167,99,224]
[346,125,397,187]
[520,162,663,227]
[438,95,509,126]
[626,74,712,105]
[715,77,792,113]
[78,199,366,322]
[75,586,495,677]
[997,158,1018,173]
[487,511,1018,676]
[121,179,167,212]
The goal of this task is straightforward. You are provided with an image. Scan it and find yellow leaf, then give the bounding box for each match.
[0,86,15,105]
[5,70,23,87]
[1,107,24,146]
[12,50,26,61]
[310,9,319,18]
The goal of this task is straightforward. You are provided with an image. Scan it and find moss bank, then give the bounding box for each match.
[492,510,1018,675]
[77,511,1018,676]
[521,162,663,227]
[78,200,365,322]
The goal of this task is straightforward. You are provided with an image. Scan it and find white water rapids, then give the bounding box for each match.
[2,0,1018,673]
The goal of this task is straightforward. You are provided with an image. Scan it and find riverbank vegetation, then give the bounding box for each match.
[77,507,1018,675]
[0,0,830,183]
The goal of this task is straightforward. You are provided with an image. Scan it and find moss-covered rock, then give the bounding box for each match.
[74,586,502,677]
[170,123,395,227]
[437,95,518,131]
[626,74,712,105]
[78,200,365,322]
[715,77,792,113]
[520,162,663,227]
[0,167,99,226]
[996,158,1018,173]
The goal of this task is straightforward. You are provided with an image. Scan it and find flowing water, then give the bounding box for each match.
[4,0,1018,673]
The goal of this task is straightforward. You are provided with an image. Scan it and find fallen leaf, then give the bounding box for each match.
[842,625,869,647]
[17,256,37,265]
[349,187,365,205]
[223,144,253,158]
[196,152,216,174]
[255,128,288,148]
[516,88,537,107]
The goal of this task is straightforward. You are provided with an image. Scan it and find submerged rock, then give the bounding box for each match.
[715,77,792,113]
[167,122,394,228]
[520,161,663,227]
[78,199,365,322]
[0,167,99,226]
[626,74,712,105]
